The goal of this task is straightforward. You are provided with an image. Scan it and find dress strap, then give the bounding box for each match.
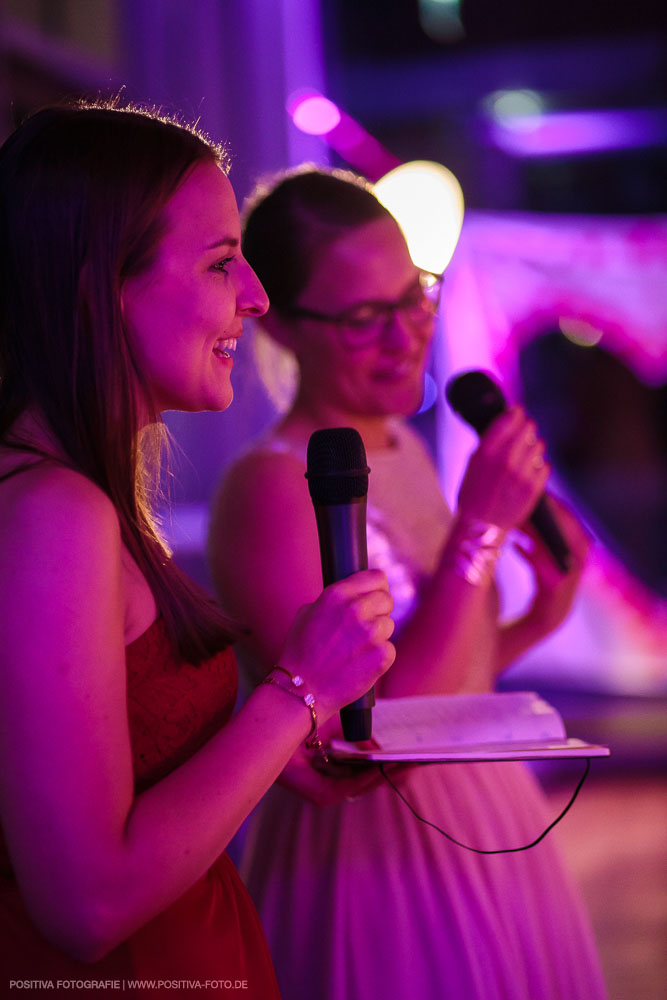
[0,457,50,485]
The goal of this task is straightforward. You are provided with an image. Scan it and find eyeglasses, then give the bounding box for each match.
[282,270,444,349]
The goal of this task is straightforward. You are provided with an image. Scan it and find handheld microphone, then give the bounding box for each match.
[445,369,572,573]
[306,427,375,741]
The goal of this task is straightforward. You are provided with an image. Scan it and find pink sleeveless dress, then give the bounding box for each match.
[0,617,281,999]
[238,421,608,1000]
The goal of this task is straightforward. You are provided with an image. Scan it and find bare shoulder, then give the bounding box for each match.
[0,463,123,628]
[208,441,322,629]
[222,445,306,495]
[0,461,120,554]
[211,446,311,532]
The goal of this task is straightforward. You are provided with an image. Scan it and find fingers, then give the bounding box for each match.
[278,742,387,807]
[280,570,396,722]
[485,409,549,478]
[321,572,395,646]
[326,568,391,598]
[459,407,553,529]
[328,577,394,621]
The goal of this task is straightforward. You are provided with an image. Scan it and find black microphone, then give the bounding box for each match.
[445,369,572,573]
[306,427,375,741]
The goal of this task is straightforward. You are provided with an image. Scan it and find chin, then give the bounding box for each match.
[205,391,234,413]
[384,388,425,417]
[199,379,235,413]
[164,388,234,414]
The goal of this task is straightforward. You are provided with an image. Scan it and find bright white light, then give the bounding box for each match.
[374,160,464,273]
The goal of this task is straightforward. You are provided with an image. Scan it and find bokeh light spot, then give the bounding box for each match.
[289,94,341,136]
[374,160,465,273]
[559,317,604,347]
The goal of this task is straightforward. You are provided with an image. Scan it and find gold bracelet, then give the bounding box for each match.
[261,668,328,763]
[449,518,507,587]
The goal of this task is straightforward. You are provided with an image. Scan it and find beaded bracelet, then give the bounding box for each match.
[448,518,507,587]
[261,666,328,763]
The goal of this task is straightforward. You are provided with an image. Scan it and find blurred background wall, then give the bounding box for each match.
[2,0,663,690]
[0,3,665,995]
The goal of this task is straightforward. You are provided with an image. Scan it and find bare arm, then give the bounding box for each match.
[378,407,554,694]
[0,466,393,960]
[209,410,554,701]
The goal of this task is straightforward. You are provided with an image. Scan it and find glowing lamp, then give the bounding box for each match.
[374,160,464,273]
[559,317,603,348]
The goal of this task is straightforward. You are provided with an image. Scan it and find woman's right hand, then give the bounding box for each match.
[457,407,551,531]
[277,569,396,724]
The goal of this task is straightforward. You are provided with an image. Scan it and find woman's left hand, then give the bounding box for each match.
[513,494,592,635]
[276,716,413,807]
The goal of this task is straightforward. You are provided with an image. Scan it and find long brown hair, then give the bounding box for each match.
[0,98,237,662]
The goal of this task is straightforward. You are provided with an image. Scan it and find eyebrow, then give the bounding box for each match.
[205,236,240,251]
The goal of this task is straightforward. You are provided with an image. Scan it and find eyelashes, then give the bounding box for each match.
[211,256,235,274]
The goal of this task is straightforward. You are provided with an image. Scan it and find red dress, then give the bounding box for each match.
[0,618,281,998]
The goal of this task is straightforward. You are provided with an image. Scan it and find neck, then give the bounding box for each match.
[285,386,394,451]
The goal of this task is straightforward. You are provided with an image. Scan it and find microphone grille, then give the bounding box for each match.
[306,428,370,504]
[445,369,507,434]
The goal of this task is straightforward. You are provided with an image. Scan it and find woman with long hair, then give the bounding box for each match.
[0,106,395,995]
[209,166,607,1000]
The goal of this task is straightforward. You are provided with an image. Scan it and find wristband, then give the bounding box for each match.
[449,518,507,587]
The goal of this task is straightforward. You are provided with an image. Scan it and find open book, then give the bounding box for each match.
[329,691,610,762]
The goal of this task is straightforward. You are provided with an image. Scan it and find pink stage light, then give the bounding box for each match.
[287,90,401,181]
[289,92,341,136]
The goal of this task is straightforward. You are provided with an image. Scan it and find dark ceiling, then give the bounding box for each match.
[333,0,667,55]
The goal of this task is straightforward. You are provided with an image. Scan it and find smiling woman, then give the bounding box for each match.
[0,102,396,995]
[122,162,267,416]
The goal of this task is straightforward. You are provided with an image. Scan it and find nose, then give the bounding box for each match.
[237,259,269,318]
[382,307,422,351]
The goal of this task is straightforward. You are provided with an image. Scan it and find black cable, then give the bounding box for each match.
[378,758,591,855]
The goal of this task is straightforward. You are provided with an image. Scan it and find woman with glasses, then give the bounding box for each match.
[208,167,605,1000]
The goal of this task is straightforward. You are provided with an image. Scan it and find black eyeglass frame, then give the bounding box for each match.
[278,270,445,333]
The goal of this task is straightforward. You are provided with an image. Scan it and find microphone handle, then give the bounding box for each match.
[531,497,572,573]
[313,500,375,741]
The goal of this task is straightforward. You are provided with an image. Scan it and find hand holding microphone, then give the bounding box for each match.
[446,370,572,573]
[304,427,382,741]
[278,569,394,740]
[272,426,393,753]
